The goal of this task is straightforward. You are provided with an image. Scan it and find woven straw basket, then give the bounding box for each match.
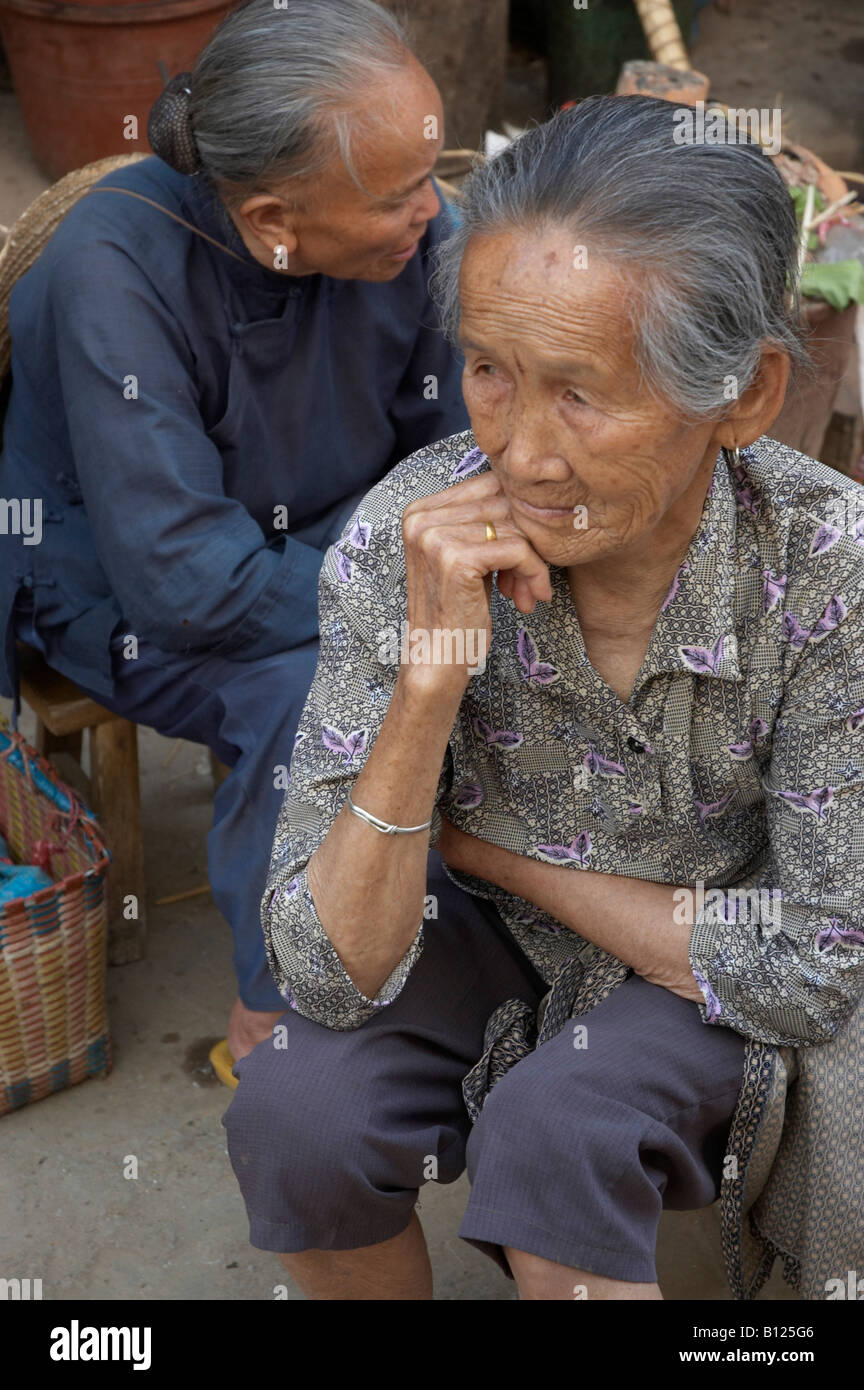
[0,154,146,1115]
[0,720,112,1116]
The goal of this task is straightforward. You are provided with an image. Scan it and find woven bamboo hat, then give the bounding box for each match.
[0,153,147,383]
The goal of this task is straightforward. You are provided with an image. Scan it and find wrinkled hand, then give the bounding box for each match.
[400,473,551,694]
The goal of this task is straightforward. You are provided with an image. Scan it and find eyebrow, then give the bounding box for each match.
[460,338,601,378]
[371,167,435,205]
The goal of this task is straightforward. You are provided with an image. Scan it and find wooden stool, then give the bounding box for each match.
[17,645,146,965]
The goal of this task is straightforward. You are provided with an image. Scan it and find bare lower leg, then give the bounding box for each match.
[504,1246,663,1300]
[279,1210,433,1300]
[227,996,285,1061]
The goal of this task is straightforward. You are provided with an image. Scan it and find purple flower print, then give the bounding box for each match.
[845,707,864,733]
[695,791,734,824]
[627,800,644,816]
[693,969,722,1022]
[536,830,592,867]
[854,516,864,548]
[453,781,484,808]
[728,720,769,761]
[583,744,625,778]
[749,718,769,747]
[321,724,368,764]
[346,515,372,550]
[679,635,726,676]
[816,917,864,953]
[733,480,759,515]
[728,741,754,760]
[809,522,842,557]
[516,629,559,686]
[774,786,834,821]
[781,612,810,650]
[450,446,488,480]
[334,546,352,583]
[473,716,524,749]
[660,562,690,614]
[762,569,788,613]
[809,595,848,643]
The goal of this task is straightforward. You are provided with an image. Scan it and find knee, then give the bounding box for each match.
[469,1047,615,1163]
[224,1036,361,1186]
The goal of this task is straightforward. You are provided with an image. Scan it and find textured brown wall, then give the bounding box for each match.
[383,0,510,151]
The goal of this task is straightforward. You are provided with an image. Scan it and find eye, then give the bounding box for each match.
[476,363,499,376]
[563,387,585,404]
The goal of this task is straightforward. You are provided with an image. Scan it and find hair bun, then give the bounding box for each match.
[148,72,201,175]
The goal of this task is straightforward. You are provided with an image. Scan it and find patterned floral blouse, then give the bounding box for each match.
[263,429,864,1051]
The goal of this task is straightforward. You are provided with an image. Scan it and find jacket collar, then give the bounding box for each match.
[181,173,314,298]
[630,446,743,687]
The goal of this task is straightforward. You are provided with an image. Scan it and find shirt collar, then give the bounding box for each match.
[636,446,743,685]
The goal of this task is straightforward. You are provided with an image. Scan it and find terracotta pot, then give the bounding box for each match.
[0,0,237,181]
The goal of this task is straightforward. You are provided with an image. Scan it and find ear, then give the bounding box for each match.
[236,194,299,259]
[715,344,792,451]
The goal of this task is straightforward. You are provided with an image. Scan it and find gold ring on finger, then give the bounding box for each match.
[484,520,497,542]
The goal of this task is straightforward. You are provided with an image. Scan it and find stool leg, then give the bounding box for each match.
[34,721,83,761]
[209,748,231,790]
[90,719,146,965]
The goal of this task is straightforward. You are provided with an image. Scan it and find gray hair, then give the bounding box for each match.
[431,95,815,420]
[149,0,413,202]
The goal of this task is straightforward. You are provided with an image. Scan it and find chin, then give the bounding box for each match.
[354,259,410,283]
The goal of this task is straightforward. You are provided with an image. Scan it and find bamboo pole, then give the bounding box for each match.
[632,0,691,70]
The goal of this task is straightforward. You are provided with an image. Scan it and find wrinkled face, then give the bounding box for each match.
[458,226,725,567]
[274,58,443,281]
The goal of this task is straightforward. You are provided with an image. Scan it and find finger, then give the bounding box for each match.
[428,529,552,598]
[511,574,540,613]
[402,496,511,550]
[405,471,503,517]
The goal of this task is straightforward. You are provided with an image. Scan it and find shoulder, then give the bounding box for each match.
[740,434,864,610]
[45,156,194,248]
[19,157,201,302]
[10,158,212,349]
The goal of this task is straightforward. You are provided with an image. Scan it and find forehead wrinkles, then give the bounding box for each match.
[460,286,632,378]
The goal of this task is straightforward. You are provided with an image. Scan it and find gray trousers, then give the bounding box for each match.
[223,853,748,1283]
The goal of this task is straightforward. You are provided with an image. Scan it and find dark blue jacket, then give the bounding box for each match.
[0,156,468,698]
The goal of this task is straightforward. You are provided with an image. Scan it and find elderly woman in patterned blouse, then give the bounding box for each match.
[224,96,864,1301]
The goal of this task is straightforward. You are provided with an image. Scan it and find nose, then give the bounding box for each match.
[503,398,571,487]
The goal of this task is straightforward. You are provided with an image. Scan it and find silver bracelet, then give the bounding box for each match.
[346,788,433,835]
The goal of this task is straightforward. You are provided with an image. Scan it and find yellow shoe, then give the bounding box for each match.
[209,1038,239,1090]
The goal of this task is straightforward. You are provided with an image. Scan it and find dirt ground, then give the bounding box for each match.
[4,0,861,1301]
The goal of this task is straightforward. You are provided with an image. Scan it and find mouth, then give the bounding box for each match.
[510,493,579,521]
[384,236,422,262]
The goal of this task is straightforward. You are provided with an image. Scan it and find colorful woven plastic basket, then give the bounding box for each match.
[0,719,112,1116]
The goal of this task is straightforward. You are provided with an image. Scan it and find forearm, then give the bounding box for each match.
[308,672,463,996]
[441,828,702,1001]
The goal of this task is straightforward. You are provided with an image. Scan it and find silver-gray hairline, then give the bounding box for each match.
[430,100,815,423]
[190,0,416,204]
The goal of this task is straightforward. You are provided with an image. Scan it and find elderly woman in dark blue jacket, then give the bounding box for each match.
[0,0,467,1059]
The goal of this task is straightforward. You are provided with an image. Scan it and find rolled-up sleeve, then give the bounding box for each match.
[260,488,443,1029]
[690,600,864,1046]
